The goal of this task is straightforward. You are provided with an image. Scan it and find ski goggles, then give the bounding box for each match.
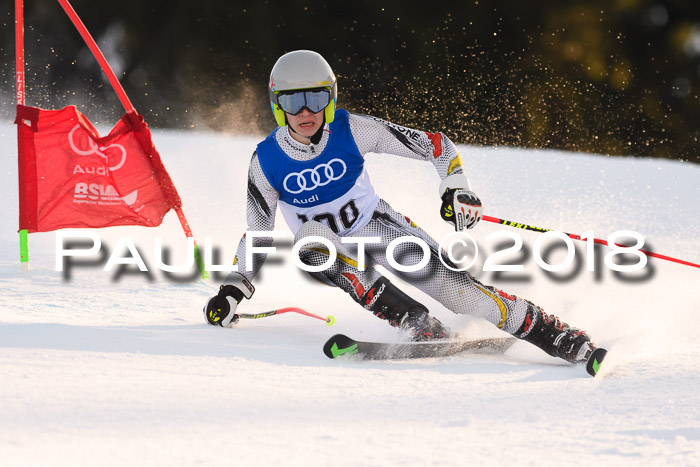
[271,88,331,115]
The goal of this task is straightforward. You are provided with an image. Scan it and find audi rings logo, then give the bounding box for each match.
[68,125,127,171]
[283,158,347,194]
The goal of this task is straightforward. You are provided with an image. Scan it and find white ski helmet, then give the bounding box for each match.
[268,50,337,127]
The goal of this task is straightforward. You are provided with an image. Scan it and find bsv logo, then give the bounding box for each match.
[283,158,347,194]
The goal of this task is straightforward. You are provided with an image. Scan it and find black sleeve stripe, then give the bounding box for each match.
[384,125,424,155]
[248,178,271,218]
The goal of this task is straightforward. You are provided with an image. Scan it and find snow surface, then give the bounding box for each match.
[1,120,699,466]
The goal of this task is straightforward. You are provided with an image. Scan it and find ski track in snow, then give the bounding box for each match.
[1,122,699,466]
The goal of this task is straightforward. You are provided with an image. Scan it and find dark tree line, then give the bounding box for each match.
[2,0,699,163]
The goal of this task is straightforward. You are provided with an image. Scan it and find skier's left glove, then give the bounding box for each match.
[203,272,255,327]
[439,174,483,231]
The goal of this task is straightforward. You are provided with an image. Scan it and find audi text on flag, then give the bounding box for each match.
[16,105,182,232]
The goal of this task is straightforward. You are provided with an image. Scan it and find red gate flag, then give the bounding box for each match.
[16,104,182,233]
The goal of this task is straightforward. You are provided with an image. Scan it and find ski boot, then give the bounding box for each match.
[401,312,451,341]
[515,303,595,363]
[362,278,450,341]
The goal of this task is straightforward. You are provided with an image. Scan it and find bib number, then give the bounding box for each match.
[297,200,359,234]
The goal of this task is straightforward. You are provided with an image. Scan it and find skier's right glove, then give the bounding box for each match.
[439,174,483,231]
[203,272,255,327]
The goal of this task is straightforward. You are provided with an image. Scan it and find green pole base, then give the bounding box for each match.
[19,229,29,264]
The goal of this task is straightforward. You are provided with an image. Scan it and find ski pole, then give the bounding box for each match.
[236,307,335,326]
[482,215,700,270]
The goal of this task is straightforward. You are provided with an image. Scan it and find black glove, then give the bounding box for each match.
[203,273,255,327]
[440,188,483,231]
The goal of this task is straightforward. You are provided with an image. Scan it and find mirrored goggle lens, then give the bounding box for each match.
[276,90,330,115]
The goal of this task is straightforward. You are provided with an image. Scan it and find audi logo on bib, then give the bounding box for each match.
[283,158,347,194]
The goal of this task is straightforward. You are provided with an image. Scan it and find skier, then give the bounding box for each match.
[204,50,598,364]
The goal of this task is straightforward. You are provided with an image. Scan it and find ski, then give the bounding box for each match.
[585,347,608,377]
[324,334,608,377]
[323,333,517,360]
